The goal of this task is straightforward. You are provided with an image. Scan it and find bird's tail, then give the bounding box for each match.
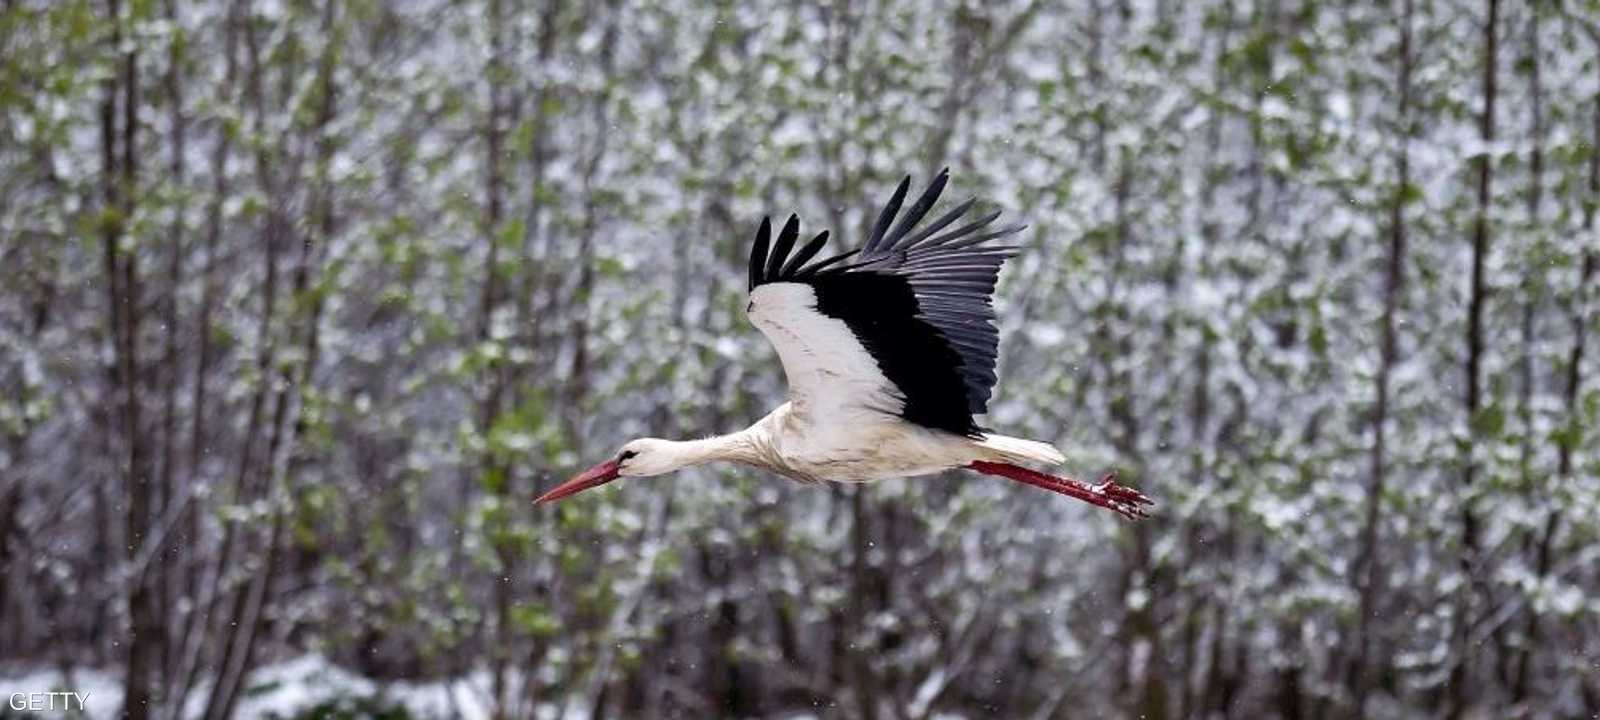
[975,433,1065,466]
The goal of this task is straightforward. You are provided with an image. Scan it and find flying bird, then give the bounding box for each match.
[536,170,1153,519]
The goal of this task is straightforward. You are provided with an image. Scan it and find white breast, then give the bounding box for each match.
[751,403,983,482]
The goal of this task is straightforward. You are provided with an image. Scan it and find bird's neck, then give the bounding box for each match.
[664,429,763,470]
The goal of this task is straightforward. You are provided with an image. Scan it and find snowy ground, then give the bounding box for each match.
[0,656,500,719]
[1,657,965,719]
[0,658,944,719]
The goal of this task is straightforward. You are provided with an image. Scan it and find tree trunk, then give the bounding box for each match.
[201,5,288,715]
[1508,2,1549,704]
[103,0,158,713]
[170,4,240,713]
[1354,0,1412,710]
[1450,0,1497,713]
[1515,59,1598,706]
[850,485,881,720]
[156,0,189,688]
[476,0,514,713]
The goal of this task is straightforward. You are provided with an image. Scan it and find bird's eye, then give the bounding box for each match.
[619,450,638,461]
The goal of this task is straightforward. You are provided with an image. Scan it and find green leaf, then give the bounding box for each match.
[1398,182,1423,206]
[1471,403,1506,438]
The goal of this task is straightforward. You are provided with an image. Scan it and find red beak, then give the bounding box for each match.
[535,459,622,504]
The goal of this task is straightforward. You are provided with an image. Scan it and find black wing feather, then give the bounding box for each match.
[793,249,858,278]
[779,231,829,278]
[882,169,948,248]
[862,175,910,255]
[748,217,771,290]
[766,214,800,281]
[911,210,1003,251]
[898,197,977,251]
[746,171,1025,436]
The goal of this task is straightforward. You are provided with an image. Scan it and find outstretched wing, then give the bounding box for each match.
[745,169,1024,437]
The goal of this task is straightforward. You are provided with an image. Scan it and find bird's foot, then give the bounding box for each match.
[967,461,1155,521]
[1090,470,1155,520]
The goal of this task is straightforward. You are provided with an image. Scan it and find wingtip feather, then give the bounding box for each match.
[748,216,772,290]
[780,230,830,278]
[766,214,800,281]
[864,175,912,255]
[883,171,950,251]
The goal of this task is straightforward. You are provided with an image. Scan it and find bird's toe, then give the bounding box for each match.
[1093,471,1155,513]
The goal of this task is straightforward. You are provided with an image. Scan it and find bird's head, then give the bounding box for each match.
[534,438,687,504]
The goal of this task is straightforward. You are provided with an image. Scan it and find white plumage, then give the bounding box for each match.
[747,282,902,425]
[536,171,1152,519]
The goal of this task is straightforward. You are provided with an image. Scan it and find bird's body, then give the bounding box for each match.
[695,401,1064,484]
[537,170,1153,519]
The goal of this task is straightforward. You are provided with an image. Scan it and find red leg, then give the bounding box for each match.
[968,461,1154,520]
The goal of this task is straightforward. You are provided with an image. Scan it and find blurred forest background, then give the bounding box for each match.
[2,0,1599,717]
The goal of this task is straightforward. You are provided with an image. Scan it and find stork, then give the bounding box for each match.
[536,170,1153,519]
